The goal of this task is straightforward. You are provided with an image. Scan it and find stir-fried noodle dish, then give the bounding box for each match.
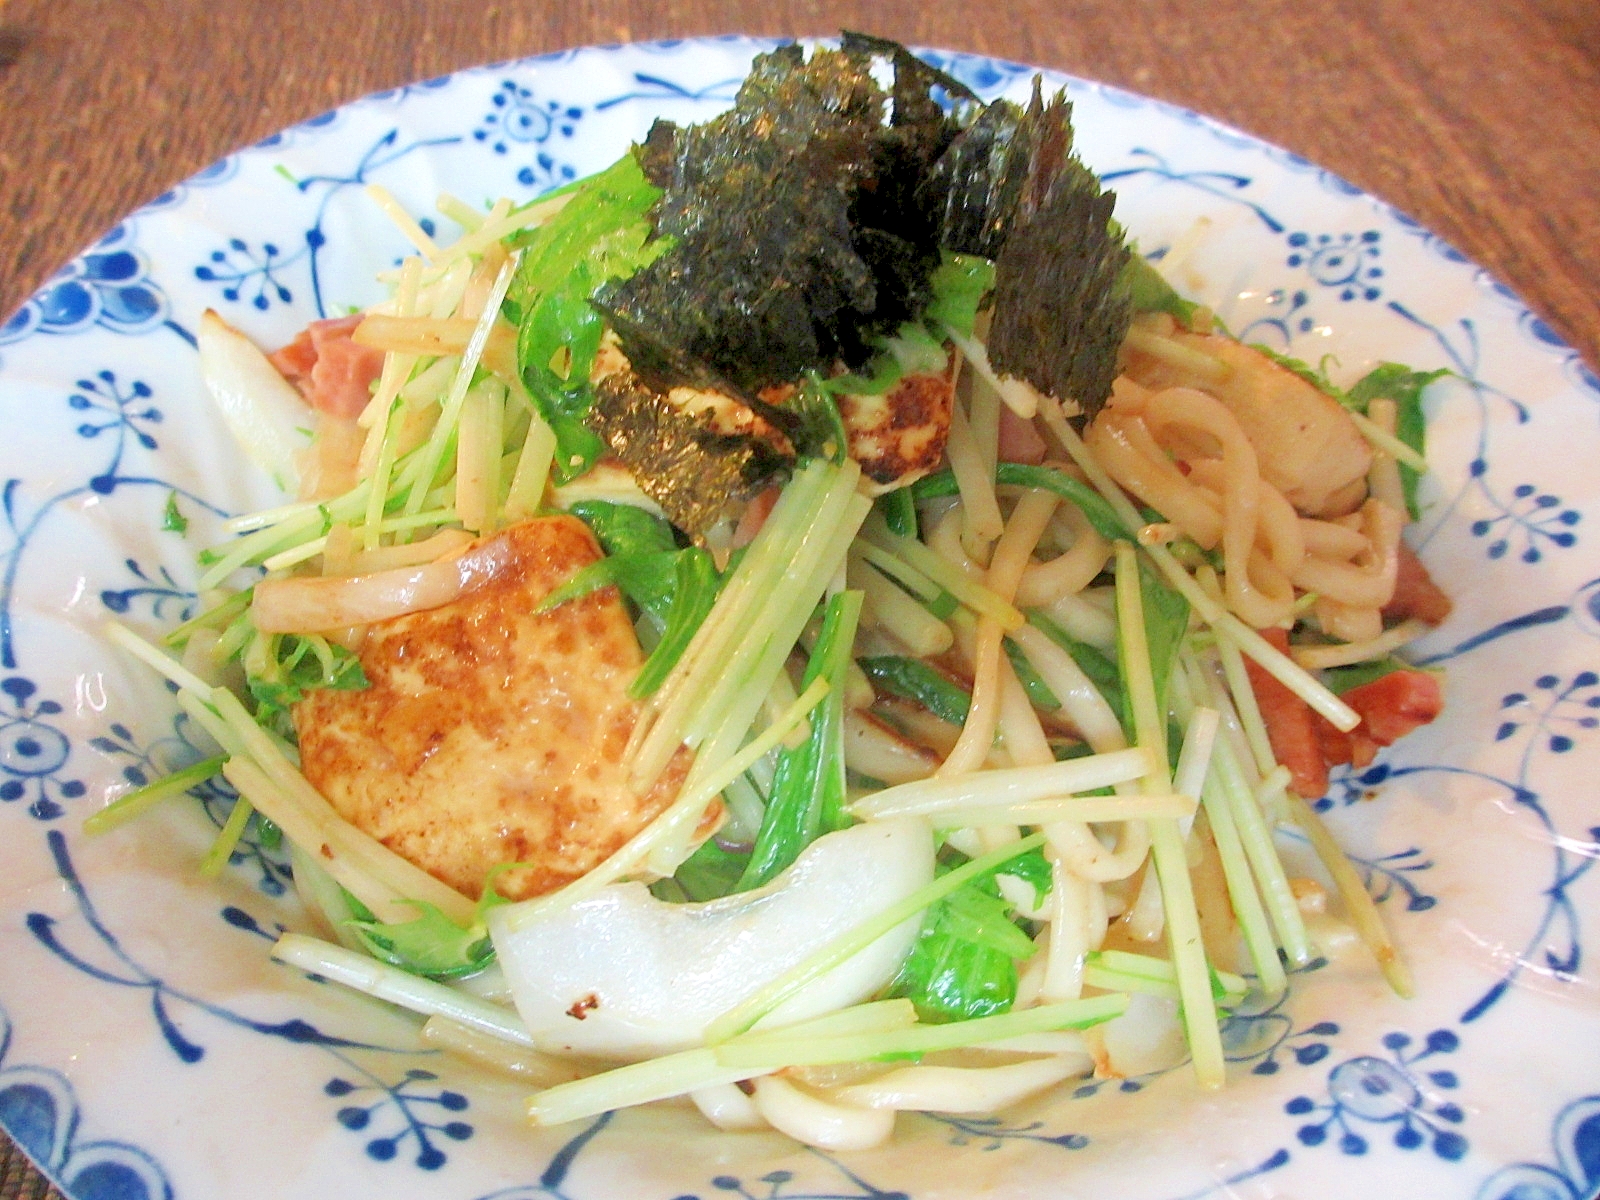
[101,36,1455,1149]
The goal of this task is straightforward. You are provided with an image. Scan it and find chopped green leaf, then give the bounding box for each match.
[630,548,721,698]
[996,845,1054,908]
[737,591,865,890]
[875,488,918,539]
[923,252,995,339]
[243,632,367,738]
[1027,610,1123,716]
[506,153,671,483]
[162,492,189,534]
[890,852,1038,1023]
[1121,250,1200,326]
[1004,636,1060,710]
[858,655,971,725]
[1322,654,1411,694]
[911,462,1128,541]
[792,373,850,464]
[566,498,677,551]
[657,836,753,903]
[345,863,517,981]
[1347,363,1450,519]
[347,899,495,981]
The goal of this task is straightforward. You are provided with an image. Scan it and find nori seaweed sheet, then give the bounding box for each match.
[930,82,1131,416]
[595,41,973,397]
[579,34,1132,513]
[588,369,794,538]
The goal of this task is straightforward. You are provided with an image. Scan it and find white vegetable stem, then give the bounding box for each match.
[703,832,1048,1045]
[849,748,1156,820]
[272,933,533,1045]
[196,309,312,495]
[1114,541,1226,1091]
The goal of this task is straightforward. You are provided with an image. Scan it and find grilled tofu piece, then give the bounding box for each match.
[836,370,954,494]
[294,516,689,901]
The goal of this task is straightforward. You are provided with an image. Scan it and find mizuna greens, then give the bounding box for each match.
[96,35,1453,1150]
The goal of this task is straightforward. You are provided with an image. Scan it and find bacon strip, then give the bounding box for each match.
[1247,625,1445,799]
[1383,542,1453,626]
[270,315,386,420]
[1244,628,1330,800]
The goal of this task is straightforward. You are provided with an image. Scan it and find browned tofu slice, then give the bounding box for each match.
[836,370,954,494]
[294,516,688,901]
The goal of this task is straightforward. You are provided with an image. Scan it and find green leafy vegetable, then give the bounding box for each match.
[162,492,189,534]
[1004,636,1060,710]
[243,632,367,738]
[995,845,1054,908]
[566,498,678,556]
[1121,251,1200,326]
[343,867,517,981]
[737,591,865,891]
[875,488,918,539]
[1322,655,1412,694]
[923,252,995,338]
[911,461,1128,541]
[1027,611,1124,715]
[890,853,1039,1023]
[629,548,720,698]
[1347,363,1450,519]
[654,836,753,903]
[823,259,986,398]
[858,655,972,725]
[506,153,671,482]
[535,551,676,622]
[346,898,496,980]
[791,373,850,464]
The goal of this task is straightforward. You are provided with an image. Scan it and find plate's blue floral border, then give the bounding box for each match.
[1,37,1597,1200]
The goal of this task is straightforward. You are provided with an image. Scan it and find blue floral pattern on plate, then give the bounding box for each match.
[0,35,1597,1200]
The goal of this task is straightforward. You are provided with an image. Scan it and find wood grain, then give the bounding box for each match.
[0,0,1595,1194]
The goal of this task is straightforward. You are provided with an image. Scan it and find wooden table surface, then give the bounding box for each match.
[0,0,1595,1195]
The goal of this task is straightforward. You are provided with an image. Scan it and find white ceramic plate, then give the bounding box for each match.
[2,36,1597,1200]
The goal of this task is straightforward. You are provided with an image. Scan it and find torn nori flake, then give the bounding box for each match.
[588,370,794,539]
[594,41,972,397]
[928,82,1132,418]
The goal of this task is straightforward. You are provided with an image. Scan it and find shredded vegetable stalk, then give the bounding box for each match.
[396,255,518,523]
[1283,793,1414,997]
[524,1000,915,1127]
[1170,655,1288,996]
[1114,541,1225,1090]
[1189,657,1316,967]
[629,458,868,793]
[274,933,534,1044]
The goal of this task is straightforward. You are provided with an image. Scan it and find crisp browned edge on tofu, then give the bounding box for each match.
[294,515,690,901]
